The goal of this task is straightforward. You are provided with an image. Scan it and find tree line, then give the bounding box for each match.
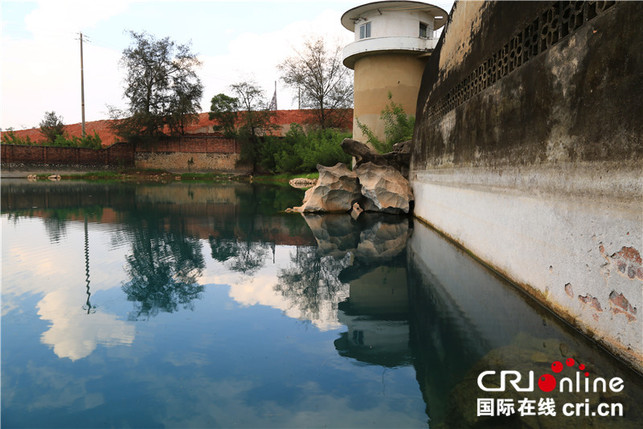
[106,31,354,173]
[2,31,414,171]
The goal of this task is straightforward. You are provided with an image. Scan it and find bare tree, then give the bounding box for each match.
[279,37,353,129]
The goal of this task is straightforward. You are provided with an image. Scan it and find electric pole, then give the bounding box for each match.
[79,32,86,137]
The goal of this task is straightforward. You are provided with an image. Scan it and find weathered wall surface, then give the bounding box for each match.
[411,1,643,371]
[135,152,241,172]
[134,135,245,172]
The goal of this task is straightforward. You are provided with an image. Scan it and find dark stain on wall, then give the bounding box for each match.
[412,1,642,171]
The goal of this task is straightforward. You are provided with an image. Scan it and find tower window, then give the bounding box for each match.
[419,22,428,38]
[359,22,371,39]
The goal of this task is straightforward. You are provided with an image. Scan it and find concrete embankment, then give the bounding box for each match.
[411,1,642,372]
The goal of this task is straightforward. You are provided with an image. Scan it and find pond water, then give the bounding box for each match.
[2,181,642,428]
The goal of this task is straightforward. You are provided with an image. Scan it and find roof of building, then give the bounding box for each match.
[341,1,448,31]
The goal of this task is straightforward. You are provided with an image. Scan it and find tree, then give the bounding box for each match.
[39,111,65,143]
[115,31,203,139]
[212,81,276,173]
[209,93,239,138]
[279,37,353,129]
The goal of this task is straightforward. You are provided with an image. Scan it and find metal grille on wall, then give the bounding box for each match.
[424,0,616,122]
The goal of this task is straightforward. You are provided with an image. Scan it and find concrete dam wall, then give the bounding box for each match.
[410,1,642,372]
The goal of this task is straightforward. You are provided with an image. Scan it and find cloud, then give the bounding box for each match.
[1,36,123,129]
[2,217,136,361]
[198,8,354,111]
[201,246,349,331]
[24,0,131,37]
[37,288,135,361]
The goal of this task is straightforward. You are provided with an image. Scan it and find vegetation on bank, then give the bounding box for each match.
[258,126,351,174]
[1,130,103,149]
[357,93,415,153]
[2,111,103,149]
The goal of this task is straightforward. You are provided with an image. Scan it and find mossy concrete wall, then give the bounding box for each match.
[411,1,642,372]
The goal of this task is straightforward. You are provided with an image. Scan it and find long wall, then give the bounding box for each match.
[1,135,246,172]
[411,1,642,371]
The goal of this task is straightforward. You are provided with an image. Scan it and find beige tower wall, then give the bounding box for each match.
[352,53,426,143]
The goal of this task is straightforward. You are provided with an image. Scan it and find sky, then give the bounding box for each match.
[0,0,454,131]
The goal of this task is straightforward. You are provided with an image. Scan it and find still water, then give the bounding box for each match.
[2,181,642,428]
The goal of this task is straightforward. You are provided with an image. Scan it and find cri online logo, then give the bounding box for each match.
[477,358,624,393]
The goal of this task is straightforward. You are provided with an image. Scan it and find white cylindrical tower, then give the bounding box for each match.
[341,1,448,143]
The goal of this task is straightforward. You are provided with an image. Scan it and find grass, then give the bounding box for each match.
[253,172,319,184]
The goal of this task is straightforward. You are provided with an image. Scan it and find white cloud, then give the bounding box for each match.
[37,288,135,361]
[199,8,354,110]
[201,245,349,331]
[2,217,136,361]
[1,0,129,129]
[24,0,131,37]
[1,36,123,129]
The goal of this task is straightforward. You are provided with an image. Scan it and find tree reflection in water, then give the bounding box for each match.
[275,246,351,323]
[122,214,205,320]
[209,237,270,276]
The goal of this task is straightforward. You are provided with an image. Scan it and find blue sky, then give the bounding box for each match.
[1,0,454,130]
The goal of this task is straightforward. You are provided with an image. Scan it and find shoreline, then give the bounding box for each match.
[0,167,318,185]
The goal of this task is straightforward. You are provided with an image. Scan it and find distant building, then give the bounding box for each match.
[341,1,448,142]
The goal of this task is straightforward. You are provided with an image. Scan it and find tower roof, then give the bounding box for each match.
[341,1,448,32]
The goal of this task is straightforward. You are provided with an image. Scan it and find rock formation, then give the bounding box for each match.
[295,163,362,213]
[356,162,413,214]
[341,138,411,178]
[290,138,414,215]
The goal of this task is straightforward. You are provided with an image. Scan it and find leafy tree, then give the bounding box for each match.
[279,37,353,129]
[39,111,65,143]
[114,31,203,140]
[227,81,276,173]
[209,93,239,138]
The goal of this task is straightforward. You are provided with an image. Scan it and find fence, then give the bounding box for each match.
[1,142,135,167]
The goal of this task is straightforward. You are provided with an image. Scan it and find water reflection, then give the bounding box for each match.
[121,215,205,320]
[407,221,643,428]
[2,181,642,428]
[276,246,351,324]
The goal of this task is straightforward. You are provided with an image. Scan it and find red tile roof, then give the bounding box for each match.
[4,109,353,147]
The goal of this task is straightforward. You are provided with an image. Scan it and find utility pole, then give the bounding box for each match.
[79,32,86,137]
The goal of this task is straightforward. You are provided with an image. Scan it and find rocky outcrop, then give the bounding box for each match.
[291,160,414,215]
[341,138,411,178]
[290,137,415,214]
[295,163,362,213]
[355,163,413,214]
